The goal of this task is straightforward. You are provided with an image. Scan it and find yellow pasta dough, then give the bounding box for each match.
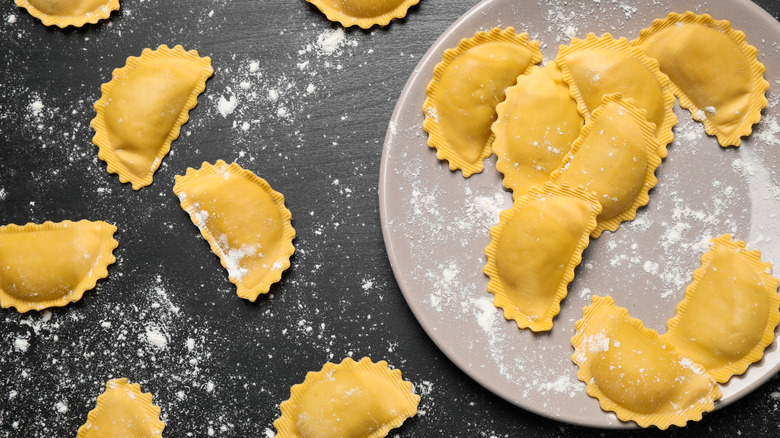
[306,0,420,28]
[173,160,295,301]
[14,0,119,27]
[572,296,722,429]
[662,235,780,383]
[0,220,118,313]
[77,378,164,438]
[274,357,420,438]
[423,27,542,177]
[491,61,584,199]
[92,45,213,190]
[633,12,769,147]
[549,94,663,238]
[484,183,600,331]
[556,33,676,152]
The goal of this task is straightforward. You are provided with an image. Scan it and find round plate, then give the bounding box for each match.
[379,0,780,429]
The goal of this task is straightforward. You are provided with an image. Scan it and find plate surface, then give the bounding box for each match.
[379,0,780,428]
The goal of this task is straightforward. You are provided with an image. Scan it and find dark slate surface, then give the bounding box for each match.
[0,0,779,437]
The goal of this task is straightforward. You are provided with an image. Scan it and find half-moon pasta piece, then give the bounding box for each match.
[556,33,675,154]
[484,183,600,332]
[274,357,420,438]
[0,220,118,313]
[14,0,119,27]
[549,94,663,238]
[662,235,780,383]
[491,61,584,199]
[92,45,213,190]
[633,12,769,147]
[572,296,722,430]
[77,378,164,438]
[306,0,420,28]
[423,27,542,177]
[173,160,295,301]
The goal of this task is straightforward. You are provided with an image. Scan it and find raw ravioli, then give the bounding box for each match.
[549,94,663,237]
[423,27,542,177]
[77,378,164,438]
[173,160,295,301]
[491,61,583,199]
[0,220,118,312]
[14,0,119,27]
[556,33,676,152]
[662,235,780,383]
[306,0,420,28]
[572,296,722,429]
[633,11,769,147]
[274,357,420,438]
[92,45,213,190]
[484,183,600,331]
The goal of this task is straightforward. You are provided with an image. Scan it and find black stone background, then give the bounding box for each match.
[1,0,779,437]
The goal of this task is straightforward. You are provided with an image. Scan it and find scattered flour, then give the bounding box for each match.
[537,375,582,398]
[679,357,705,375]
[642,260,659,275]
[3,1,780,435]
[13,337,29,353]
[315,28,349,55]
[473,297,499,335]
[144,325,168,350]
[581,332,611,354]
[220,242,260,282]
[55,401,68,414]
[29,99,43,116]
[755,113,780,148]
[217,95,238,117]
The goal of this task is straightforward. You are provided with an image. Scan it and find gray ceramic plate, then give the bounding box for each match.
[379,0,780,429]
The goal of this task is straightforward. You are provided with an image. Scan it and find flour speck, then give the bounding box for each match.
[217,95,238,117]
[29,99,44,116]
[13,337,29,352]
[55,401,68,414]
[144,326,168,350]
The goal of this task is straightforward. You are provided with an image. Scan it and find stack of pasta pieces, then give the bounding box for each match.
[423,12,777,429]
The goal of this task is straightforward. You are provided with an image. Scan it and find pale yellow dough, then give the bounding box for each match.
[306,0,420,28]
[550,94,663,237]
[92,45,213,190]
[662,235,780,383]
[274,357,420,438]
[77,378,164,438]
[0,220,118,312]
[173,160,296,301]
[556,33,676,152]
[491,61,583,199]
[634,12,769,147]
[15,0,119,27]
[484,183,600,331]
[572,296,722,429]
[423,27,542,177]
